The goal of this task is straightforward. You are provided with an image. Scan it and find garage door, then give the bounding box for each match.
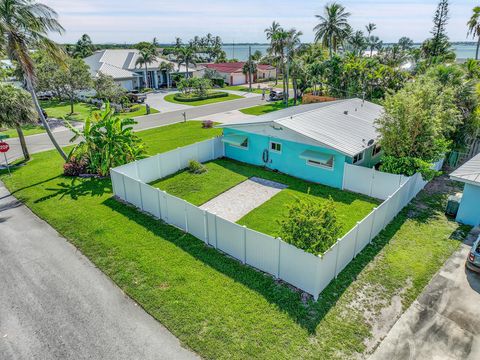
[231,73,246,86]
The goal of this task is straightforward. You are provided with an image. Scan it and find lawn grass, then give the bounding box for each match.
[138,121,222,155]
[163,92,243,106]
[151,158,379,237]
[224,85,264,94]
[240,99,299,116]
[0,124,45,138]
[0,125,467,359]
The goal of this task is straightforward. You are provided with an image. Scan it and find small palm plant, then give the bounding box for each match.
[66,103,145,177]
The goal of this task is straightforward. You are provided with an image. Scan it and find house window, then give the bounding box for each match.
[270,141,282,153]
[372,143,382,157]
[307,157,334,170]
[353,151,364,164]
[237,138,248,149]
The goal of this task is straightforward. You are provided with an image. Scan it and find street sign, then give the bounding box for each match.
[0,142,10,153]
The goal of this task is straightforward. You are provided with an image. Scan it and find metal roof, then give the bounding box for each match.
[220,99,383,157]
[450,153,480,186]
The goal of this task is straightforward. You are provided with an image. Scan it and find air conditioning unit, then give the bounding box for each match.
[445,193,462,217]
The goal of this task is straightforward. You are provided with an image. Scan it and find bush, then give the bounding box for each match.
[173,91,228,102]
[63,157,87,176]
[278,196,341,256]
[188,160,207,174]
[201,120,214,128]
[140,88,153,93]
[380,156,441,181]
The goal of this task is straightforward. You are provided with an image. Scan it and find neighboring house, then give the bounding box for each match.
[218,99,383,189]
[203,62,276,85]
[450,154,480,226]
[84,49,200,90]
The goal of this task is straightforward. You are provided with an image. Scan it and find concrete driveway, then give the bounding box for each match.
[0,182,198,360]
[146,91,190,112]
[371,229,480,360]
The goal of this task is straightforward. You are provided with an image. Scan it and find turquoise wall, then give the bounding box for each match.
[223,128,346,188]
[344,145,382,168]
[456,183,480,226]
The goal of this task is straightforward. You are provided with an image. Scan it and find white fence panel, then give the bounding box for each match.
[315,245,338,296]
[245,229,279,276]
[140,183,160,218]
[157,190,168,222]
[371,202,388,239]
[371,171,403,200]
[336,229,356,275]
[198,140,215,163]
[206,212,217,247]
[137,156,160,183]
[343,164,372,195]
[214,137,225,158]
[159,151,181,178]
[355,213,375,255]
[165,195,187,230]
[186,204,207,242]
[216,217,245,262]
[279,241,319,296]
[110,170,126,200]
[124,176,142,208]
[179,145,198,169]
[116,162,138,179]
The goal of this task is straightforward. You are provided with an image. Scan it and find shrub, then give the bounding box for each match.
[201,120,214,128]
[63,157,87,176]
[278,196,341,256]
[380,156,441,181]
[188,160,207,174]
[173,91,228,102]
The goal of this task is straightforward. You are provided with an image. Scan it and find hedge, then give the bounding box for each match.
[173,91,229,102]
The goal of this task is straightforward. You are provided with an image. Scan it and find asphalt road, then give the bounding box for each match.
[0,182,198,360]
[3,95,265,163]
[371,229,480,360]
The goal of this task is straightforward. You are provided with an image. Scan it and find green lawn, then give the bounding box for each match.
[0,123,467,359]
[164,92,243,106]
[224,85,264,94]
[0,124,45,138]
[240,99,299,116]
[151,158,379,237]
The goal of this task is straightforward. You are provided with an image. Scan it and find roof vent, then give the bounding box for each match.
[367,139,375,146]
[344,110,349,115]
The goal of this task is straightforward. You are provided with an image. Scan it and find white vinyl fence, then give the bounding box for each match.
[111,138,443,300]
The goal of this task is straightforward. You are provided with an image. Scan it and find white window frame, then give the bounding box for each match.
[352,151,364,164]
[269,141,282,154]
[230,138,249,150]
[372,143,382,157]
[306,158,334,171]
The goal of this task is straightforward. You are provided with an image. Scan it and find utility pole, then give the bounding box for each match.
[248,45,253,92]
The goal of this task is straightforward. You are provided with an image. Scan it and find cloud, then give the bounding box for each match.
[42,0,472,43]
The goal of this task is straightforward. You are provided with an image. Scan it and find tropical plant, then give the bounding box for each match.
[242,59,257,89]
[93,72,127,104]
[158,61,175,88]
[278,196,341,256]
[135,44,158,88]
[71,34,95,58]
[398,36,414,51]
[175,44,198,77]
[313,2,352,57]
[265,21,283,84]
[0,83,37,160]
[66,103,145,176]
[365,22,376,37]
[0,0,68,159]
[420,0,453,64]
[368,35,382,56]
[467,6,480,60]
[187,160,206,174]
[348,30,367,55]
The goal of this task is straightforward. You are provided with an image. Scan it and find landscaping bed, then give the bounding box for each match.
[150,158,379,237]
[164,92,243,106]
[0,120,467,359]
[173,91,228,102]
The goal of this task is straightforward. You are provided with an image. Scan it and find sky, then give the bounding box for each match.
[42,0,474,44]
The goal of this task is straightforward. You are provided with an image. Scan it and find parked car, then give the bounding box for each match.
[466,235,480,273]
[269,90,284,101]
[127,91,147,103]
[37,91,54,101]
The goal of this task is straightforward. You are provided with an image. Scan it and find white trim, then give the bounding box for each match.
[352,151,365,165]
[306,158,334,171]
[269,141,282,154]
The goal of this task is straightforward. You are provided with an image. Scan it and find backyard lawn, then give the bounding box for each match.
[163,92,243,106]
[150,158,379,237]
[0,122,467,359]
[240,99,299,116]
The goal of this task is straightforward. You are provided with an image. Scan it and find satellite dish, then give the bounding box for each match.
[367,139,375,146]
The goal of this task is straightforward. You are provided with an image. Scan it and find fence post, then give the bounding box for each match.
[121,173,127,201]
[138,181,144,210]
[383,195,393,228]
[276,238,282,279]
[334,238,341,278]
[203,210,208,244]
[156,189,162,219]
[368,208,377,244]
[163,191,169,222]
[184,200,189,233]
[369,167,375,197]
[353,222,361,258]
[242,225,247,264]
[213,212,218,249]
[157,154,163,179]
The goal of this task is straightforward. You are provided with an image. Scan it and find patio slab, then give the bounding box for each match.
[199,177,287,222]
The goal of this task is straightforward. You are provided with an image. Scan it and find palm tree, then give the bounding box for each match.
[314,2,351,57]
[176,45,197,78]
[0,0,67,160]
[365,22,376,37]
[265,21,283,84]
[285,28,303,104]
[348,30,367,55]
[0,83,37,161]
[158,61,174,88]
[135,46,158,88]
[368,36,382,56]
[272,29,289,97]
[467,6,480,60]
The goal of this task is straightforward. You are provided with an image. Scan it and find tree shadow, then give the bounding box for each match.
[34,177,111,203]
[103,192,424,334]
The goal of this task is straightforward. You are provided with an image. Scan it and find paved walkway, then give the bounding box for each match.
[0,182,198,360]
[371,228,480,360]
[200,177,287,222]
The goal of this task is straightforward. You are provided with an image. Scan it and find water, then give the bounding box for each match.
[222,43,477,61]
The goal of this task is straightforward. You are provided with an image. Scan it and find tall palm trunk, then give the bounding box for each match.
[25,76,67,160]
[144,64,149,88]
[15,124,29,161]
[185,61,189,78]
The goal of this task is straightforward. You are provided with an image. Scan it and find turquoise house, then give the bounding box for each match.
[450,154,480,226]
[219,99,384,189]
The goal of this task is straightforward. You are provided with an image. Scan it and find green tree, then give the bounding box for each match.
[0,0,68,160]
[158,61,175,88]
[135,45,158,88]
[421,0,453,64]
[398,36,414,51]
[265,21,283,84]
[36,57,92,113]
[467,6,480,60]
[348,30,367,55]
[175,44,197,78]
[365,22,376,37]
[0,83,37,160]
[72,34,95,58]
[313,2,352,57]
[242,59,257,89]
[278,196,341,256]
[93,72,126,104]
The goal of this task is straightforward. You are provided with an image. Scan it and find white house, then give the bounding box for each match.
[83,49,201,91]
